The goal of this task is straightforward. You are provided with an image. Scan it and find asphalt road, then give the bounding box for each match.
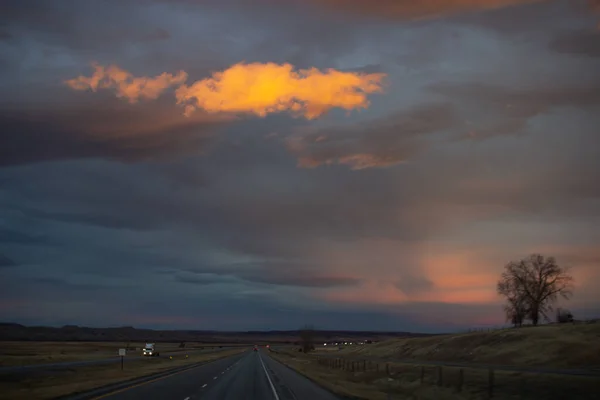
[0,347,229,374]
[69,350,341,400]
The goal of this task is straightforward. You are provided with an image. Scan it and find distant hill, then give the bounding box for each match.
[0,322,438,343]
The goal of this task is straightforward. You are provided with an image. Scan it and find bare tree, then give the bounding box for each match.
[503,296,528,328]
[498,263,529,327]
[497,254,574,326]
[299,324,315,353]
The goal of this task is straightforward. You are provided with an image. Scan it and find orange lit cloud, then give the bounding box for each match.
[66,62,386,120]
[65,62,188,103]
[175,62,386,119]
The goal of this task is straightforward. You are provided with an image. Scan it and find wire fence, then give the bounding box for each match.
[295,354,600,400]
[464,318,599,334]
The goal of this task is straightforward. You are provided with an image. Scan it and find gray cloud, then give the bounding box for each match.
[0,97,227,167]
[550,29,600,57]
[429,82,600,140]
[0,228,51,246]
[173,261,363,288]
[237,266,362,288]
[394,274,435,295]
[0,253,16,268]
[0,0,172,51]
[305,0,544,20]
[286,102,460,169]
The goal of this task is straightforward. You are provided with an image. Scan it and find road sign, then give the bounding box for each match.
[118,348,126,370]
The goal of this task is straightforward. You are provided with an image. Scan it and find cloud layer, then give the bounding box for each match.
[66,62,386,119]
[65,63,188,103]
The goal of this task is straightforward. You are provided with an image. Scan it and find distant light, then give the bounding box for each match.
[323,343,327,346]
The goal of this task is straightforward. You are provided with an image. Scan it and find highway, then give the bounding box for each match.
[63,349,341,400]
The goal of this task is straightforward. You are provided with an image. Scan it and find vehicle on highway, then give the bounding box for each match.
[142,343,159,357]
[253,345,258,351]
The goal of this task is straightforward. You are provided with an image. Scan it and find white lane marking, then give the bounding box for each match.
[258,354,280,400]
[202,384,207,388]
[213,376,217,379]
[184,397,190,400]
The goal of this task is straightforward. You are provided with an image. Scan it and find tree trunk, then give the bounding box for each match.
[531,306,539,325]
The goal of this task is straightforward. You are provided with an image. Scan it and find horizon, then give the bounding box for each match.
[1,0,599,332]
[0,321,445,334]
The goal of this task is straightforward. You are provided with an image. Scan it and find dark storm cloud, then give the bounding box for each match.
[27,277,110,291]
[174,272,231,285]
[302,0,546,20]
[0,96,226,167]
[13,206,160,232]
[174,261,363,288]
[394,274,435,295]
[0,0,171,50]
[286,102,460,169]
[233,264,362,288]
[550,29,600,57]
[429,82,600,140]
[173,0,547,21]
[0,253,16,268]
[0,228,50,246]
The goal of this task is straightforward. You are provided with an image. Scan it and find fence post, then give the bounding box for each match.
[386,363,390,375]
[436,366,443,386]
[420,366,425,384]
[488,368,494,398]
[457,368,464,392]
[363,360,366,371]
[376,363,380,372]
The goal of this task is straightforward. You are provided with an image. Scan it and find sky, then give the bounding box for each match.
[0,0,599,333]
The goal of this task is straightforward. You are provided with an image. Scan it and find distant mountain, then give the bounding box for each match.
[0,322,438,343]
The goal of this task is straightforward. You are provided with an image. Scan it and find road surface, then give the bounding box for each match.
[0,347,230,375]
[63,349,341,400]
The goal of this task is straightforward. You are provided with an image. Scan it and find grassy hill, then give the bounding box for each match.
[336,321,600,368]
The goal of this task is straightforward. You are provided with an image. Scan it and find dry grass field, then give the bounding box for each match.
[268,323,600,399]
[0,348,246,400]
[334,323,600,368]
[269,349,600,400]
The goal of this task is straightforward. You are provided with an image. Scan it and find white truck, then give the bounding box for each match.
[142,343,159,357]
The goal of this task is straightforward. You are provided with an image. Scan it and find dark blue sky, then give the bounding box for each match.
[1,0,599,332]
